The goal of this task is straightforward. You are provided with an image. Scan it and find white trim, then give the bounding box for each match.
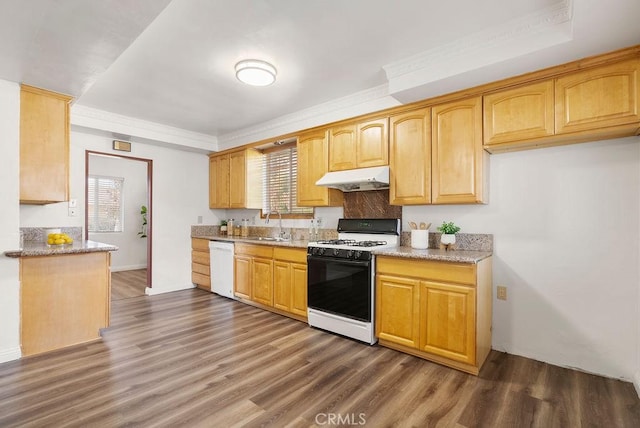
[110,264,148,273]
[145,283,195,296]
[0,346,21,364]
[71,105,217,152]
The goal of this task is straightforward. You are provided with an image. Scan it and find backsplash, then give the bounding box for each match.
[21,227,84,245]
[343,190,402,220]
[400,232,493,252]
[191,225,337,241]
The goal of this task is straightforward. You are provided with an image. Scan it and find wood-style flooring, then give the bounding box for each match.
[111,269,147,300]
[0,288,638,427]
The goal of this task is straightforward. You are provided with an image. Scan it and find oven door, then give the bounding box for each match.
[307,255,372,322]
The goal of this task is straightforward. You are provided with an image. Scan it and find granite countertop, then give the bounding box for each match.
[373,246,492,264]
[4,240,119,258]
[198,235,309,249]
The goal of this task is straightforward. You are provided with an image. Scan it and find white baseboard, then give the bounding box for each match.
[145,283,195,296]
[634,371,640,399]
[111,264,147,272]
[0,346,21,363]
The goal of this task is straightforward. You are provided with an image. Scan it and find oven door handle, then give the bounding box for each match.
[307,255,371,267]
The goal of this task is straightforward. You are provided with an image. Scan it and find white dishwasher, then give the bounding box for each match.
[208,240,235,299]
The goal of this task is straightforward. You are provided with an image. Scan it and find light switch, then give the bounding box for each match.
[68,208,77,217]
[68,199,77,208]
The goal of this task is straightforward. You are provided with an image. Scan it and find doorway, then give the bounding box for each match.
[85,150,153,296]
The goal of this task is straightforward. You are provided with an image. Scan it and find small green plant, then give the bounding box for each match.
[220,219,227,226]
[437,221,460,235]
[138,205,148,238]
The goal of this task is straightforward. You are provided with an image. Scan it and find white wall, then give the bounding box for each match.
[88,154,148,271]
[0,80,21,362]
[21,129,220,294]
[405,137,640,381]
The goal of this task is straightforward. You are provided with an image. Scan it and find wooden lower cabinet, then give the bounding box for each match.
[376,256,492,375]
[234,244,307,321]
[191,238,211,291]
[20,252,111,356]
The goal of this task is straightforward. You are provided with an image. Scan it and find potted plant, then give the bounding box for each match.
[437,221,460,245]
[138,205,148,238]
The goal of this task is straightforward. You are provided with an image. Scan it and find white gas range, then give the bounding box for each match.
[306,218,400,344]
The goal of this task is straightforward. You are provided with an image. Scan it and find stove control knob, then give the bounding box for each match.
[354,251,362,259]
[318,248,325,256]
[346,250,354,259]
[332,248,339,256]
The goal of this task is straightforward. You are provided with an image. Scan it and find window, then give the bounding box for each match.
[262,145,313,217]
[88,175,124,232]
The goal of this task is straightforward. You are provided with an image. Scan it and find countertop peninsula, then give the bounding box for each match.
[4,240,118,258]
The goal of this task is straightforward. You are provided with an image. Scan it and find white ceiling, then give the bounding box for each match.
[1,0,639,149]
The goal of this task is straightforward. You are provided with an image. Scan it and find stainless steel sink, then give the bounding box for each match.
[244,236,287,242]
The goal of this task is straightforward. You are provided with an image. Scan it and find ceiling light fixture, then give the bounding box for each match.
[235,59,277,86]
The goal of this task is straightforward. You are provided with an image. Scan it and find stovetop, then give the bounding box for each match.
[315,239,390,248]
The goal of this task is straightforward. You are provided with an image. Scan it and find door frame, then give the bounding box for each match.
[85,150,154,289]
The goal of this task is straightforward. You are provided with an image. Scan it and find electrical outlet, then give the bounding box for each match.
[197,215,203,224]
[68,207,77,217]
[497,286,507,301]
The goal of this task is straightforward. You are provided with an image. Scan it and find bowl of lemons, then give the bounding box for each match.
[47,232,74,247]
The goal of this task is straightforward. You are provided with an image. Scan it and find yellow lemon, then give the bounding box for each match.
[54,238,65,245]
[47,238,55,245]
[64,237,73,244]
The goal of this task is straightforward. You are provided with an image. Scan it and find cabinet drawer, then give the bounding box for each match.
[273,247,307,263]
[235,243,273,258]
[192,250,210,266]
[192,271,211,287]
[192,262,210,276]
[192,238,211,251]
[377,257,476,285]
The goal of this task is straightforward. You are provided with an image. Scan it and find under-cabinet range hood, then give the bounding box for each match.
[315,166,389,192]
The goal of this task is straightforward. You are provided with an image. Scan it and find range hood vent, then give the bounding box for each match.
[315,166,389,192]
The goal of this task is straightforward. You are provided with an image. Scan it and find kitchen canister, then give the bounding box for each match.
[411,229,429,249]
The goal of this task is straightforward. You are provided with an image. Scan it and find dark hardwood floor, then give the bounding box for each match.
[111,269,147,301]
[1,288,638,427]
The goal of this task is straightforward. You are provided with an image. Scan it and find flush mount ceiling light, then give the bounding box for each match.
[235,59,277,86]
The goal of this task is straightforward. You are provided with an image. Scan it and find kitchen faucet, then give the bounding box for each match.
[265,210,285,239]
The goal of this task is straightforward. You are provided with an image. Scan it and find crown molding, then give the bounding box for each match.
[217,83,399,149]
[71,104,217,152]
[383,0,573,94]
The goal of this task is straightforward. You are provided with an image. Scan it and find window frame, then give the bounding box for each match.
[87,174,125,233]
[260,143,313,219]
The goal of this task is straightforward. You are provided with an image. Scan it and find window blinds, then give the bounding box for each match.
[262,146,313,216]
[87,175,124,232]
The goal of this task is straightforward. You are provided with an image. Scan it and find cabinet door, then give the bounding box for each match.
[376,274,421,348]
[357,117,389,168]
[290,262,308,317]
[209,154,230,208]
[273,261,291,312]
[297,130,343,207]
[432,97,486,204]
[419,281,476,365]
[229,151,246,208]
[556,59,640,134]
[484,80,555,146]
[389,108,431,205]
[20,85,72,204]
[252,257,273,306]
[329,125,357,171]
[234,255,251,299]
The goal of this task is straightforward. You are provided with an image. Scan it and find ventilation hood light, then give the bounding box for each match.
[235,59,277,86]
[315,166,390,192]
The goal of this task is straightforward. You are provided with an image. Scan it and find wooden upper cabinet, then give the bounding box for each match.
[432,97,487,204]
[483,80,555,146]
[329,125,357,171]
[209,149,261,209]
[209,154,230,208]
[357,118,389,167]
[328,117,389,171]
[20,85,72,204]
[297,130,343,207]
[389,108,431,205]
[555,59,640,134]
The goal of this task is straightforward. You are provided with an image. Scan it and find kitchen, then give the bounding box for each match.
[1,0,640,426]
